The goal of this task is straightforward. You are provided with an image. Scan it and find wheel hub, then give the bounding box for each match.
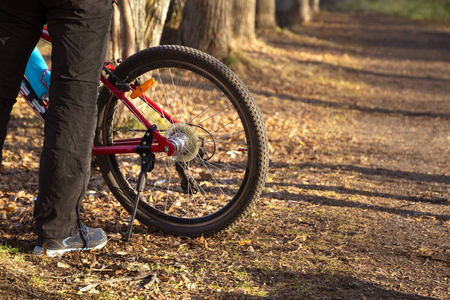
[165,123,200,162]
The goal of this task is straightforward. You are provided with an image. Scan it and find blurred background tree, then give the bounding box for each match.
[109,0,170,59]
[109,0,321,61]
[178,0,233,60]
[256,0,277,30]
[232,0,257,43]
[276,0,320,27]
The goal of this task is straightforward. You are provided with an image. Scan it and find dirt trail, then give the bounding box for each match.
[0,9,449,300]
[238,10,450,299]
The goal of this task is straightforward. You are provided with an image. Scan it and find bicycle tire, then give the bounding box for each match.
[95,45,268,237]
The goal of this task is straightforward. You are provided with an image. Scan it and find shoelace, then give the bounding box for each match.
[79,222,91,248]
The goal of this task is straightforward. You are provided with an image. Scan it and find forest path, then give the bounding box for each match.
[236,9,450,299]
[0,9,449,300]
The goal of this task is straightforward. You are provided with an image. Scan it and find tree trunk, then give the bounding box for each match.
[232,0,256,42]
[137,0,171,48]
[256,0,276,30]
[128,0,146,50]
[179,0,232,60]
[108,0,170,59]
[166,0,186,29]
[300,0,312,23]
[311,0,320,14]
[276,0,311,27]
[110,7,121,59]
[275,0,297,27]
[119,0,136,59]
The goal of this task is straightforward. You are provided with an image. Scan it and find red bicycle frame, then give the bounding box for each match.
[39,29,175,157]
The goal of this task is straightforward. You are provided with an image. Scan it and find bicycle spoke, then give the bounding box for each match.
[103,59,250,219]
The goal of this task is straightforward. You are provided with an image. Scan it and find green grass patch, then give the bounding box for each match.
[337,0,450,21]
[0,244,19,254]
[29,274,44,286]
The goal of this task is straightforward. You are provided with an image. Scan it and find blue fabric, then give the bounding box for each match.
[24,47,51,100]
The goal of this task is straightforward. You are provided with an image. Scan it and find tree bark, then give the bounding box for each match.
[275,0,296,27]
[108,0,170,59]
[300,0,312,23]
[232,0,256,42]
[276,0,311,27]
[166,0,186,29]
[256,0,276,30]
[110,7,121,59]
[311,0,320,14]
[119,0,137,59]
[136,0,170,48]
[179,0,232,60]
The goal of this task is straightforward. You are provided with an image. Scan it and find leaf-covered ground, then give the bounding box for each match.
[1,9,449,300]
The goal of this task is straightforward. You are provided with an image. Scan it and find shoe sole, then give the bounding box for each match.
[32,240,107,257]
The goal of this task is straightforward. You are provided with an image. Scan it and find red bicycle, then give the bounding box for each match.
[20,29,269,238]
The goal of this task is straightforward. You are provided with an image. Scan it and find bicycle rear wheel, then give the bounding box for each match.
[95,45,268,237]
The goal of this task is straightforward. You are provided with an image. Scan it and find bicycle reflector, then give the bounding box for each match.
[130,78,155,99]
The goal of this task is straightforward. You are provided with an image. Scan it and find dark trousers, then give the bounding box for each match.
[0,0,113,239]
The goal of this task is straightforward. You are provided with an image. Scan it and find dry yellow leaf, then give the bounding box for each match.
[239,239,252,245]
[1,206,17,212]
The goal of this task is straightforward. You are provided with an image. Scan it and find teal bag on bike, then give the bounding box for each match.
[24,47,51,100]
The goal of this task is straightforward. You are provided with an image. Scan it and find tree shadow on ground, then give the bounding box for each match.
[288,59,450,84]
[288,162,450,185]
[263,161,450,220]
[252,88,450,119]
[284,11,450,63]
[286,57,450,94]
[207,267,438,299]
[268,181,449,205]
[263,189,449,221]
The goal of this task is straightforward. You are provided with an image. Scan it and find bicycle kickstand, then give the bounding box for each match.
[125,125,157,242]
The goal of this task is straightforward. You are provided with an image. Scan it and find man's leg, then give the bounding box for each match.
[33,0,113,240]
[0,2,44,167]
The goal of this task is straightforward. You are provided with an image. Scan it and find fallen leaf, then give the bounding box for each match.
[239,239,252,245]
[1,206,17,212]
[57,262,71,269]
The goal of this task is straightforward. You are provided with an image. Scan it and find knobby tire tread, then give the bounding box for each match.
[95,45,268,237]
